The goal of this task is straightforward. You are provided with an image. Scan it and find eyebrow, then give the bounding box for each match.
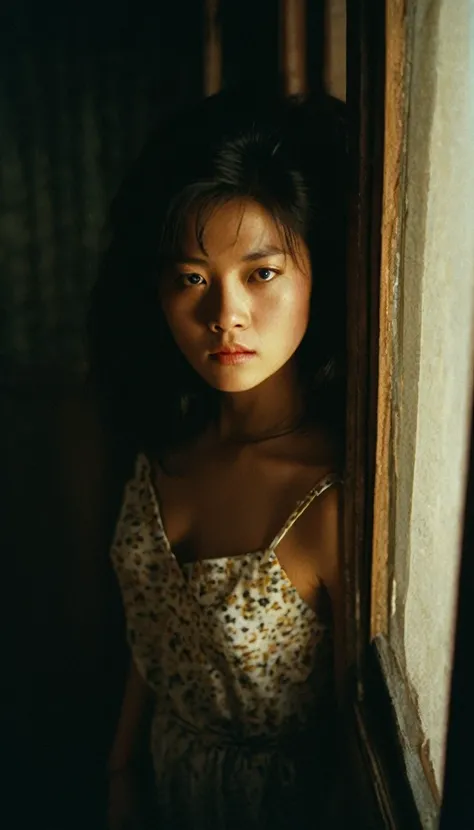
[176,246,286,266]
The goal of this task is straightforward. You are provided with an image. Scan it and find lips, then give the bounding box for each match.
[209,346,256,366]
[210,343,254,354]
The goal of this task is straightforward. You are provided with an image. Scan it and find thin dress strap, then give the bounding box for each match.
[269,472,343,551]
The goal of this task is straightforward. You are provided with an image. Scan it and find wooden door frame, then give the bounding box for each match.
[344,2,436,826]
[344,0,386,692]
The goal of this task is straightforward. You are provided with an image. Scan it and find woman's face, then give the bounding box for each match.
[160,199,312,393]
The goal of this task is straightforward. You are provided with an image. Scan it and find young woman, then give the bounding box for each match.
[89,87,348,829]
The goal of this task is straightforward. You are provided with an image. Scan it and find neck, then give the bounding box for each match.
[217,361,306,444]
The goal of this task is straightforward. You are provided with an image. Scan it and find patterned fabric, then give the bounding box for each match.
[111,453,342,829]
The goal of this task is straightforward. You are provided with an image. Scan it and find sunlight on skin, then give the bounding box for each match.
[160,198,312,439]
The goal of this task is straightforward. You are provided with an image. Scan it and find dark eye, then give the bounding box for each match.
[253,268,278,283]
[181,273,205,286]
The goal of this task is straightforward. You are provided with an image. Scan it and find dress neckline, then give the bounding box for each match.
[144,456,270,565]
[141,452,341,560]
[139,454,342,621]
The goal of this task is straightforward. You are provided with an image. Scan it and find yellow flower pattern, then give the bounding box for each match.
[110,454,342,828]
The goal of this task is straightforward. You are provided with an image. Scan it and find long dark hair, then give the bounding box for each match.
[88,87,348,465]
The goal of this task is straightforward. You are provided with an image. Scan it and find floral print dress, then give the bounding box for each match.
[111,454,342,829]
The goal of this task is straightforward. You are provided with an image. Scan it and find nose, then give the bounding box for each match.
[206,281,250,334]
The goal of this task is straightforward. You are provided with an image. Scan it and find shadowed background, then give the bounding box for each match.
[0,2,327,827]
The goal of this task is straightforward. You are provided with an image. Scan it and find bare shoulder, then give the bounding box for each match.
[269,419,343,543]
[309,482,344,573]
[290,469,344,590]
[270,420,344,586]
[302,480,346,706]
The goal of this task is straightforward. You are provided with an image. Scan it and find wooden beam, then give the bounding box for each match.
[203,0,222,97]
[324,0,346,100]
[344,0,386,687]
[280,0,307,96]
[370,0,409,640]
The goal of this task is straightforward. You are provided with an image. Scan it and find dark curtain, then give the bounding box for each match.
[0,2,324,827]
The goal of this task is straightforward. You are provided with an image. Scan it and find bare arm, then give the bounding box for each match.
[108,658,155,773]
[315,486,366,824]
[106,659,156,829]
[313,485,346,709]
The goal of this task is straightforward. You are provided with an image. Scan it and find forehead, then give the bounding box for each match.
[181,199,290,259]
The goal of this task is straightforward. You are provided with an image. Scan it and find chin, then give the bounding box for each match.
[190,355,294,394]
[203,365,284,394]
[206,378,264,393]
[199,367,265,393]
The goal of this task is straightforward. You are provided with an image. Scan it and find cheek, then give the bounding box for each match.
[261,284,310,342]
[161,296,195,347]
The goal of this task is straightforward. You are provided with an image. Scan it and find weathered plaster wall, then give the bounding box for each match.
[393,0,474,790]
